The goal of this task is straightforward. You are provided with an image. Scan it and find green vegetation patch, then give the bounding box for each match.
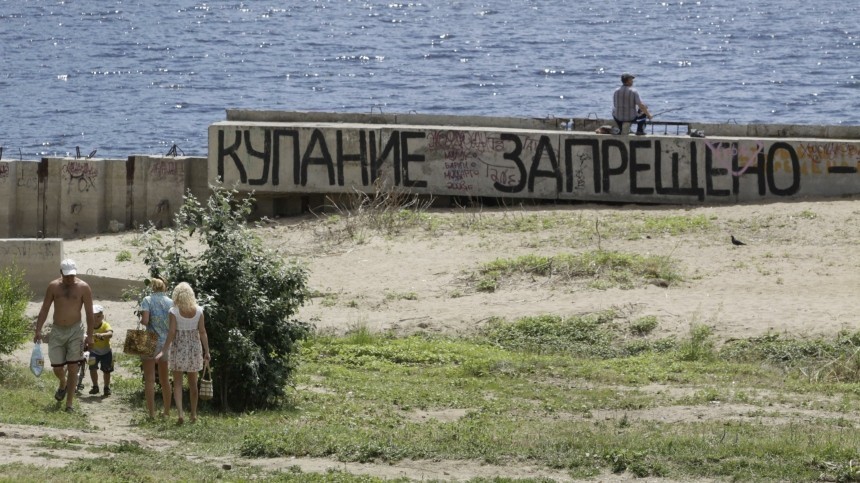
[474,250,682,292]
[9,309,860,482]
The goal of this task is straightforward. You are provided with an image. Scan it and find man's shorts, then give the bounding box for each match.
[89,351,114,373]
[48,323,85,368]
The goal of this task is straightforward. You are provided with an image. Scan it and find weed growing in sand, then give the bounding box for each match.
[630,316,659,336]
[384,290,418,301]
[0,266,31,356]
[313,182,435,244]
[114,250,132,262]
[678,324,716,362]
[473,250,681,292]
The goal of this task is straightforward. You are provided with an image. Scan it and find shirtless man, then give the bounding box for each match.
[33,259,95,411]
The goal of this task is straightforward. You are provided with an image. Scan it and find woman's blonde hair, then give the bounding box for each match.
[172,282,198,312]
[150,277,167,292]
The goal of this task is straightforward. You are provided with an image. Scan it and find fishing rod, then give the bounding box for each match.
[648,107,684,118]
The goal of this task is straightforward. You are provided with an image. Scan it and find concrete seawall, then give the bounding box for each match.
[1,112,858,240]
[209,111,860,207]
[0,156,208,239]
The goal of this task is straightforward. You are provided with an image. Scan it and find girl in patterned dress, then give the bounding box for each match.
[140,277,173,419]
[155,282,210,424]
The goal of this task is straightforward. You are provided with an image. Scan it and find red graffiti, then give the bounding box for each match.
[149,160,185,180]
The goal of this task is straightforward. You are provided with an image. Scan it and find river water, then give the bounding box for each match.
[1,0,858,158]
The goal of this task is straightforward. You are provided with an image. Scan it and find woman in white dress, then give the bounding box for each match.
[155,282,210,424]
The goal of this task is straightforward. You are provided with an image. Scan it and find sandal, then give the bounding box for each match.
[54,388,67,402]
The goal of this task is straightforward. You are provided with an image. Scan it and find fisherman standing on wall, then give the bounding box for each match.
[612,73,653,135]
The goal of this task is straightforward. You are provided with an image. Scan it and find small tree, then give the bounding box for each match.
[0,266,32,357]
[141,186,311,411]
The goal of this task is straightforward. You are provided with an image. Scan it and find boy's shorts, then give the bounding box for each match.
[89,351,114,373]
[48,323,85,368]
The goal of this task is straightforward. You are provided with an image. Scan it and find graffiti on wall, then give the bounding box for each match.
[0,241,58,259]
[213,127,860,201]
[62,161,99,193]
[0,163,8,179]
[794,142,860,174]
[149,160,185,181]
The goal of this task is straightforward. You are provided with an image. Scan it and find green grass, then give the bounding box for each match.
[6,315,860,482]
[474,250,682,292]
[0,364,93,429]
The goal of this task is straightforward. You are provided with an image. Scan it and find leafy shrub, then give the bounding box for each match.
[0,266,31,356]
[140,186,311,411]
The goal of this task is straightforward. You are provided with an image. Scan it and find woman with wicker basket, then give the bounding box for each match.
[155,282,210,424]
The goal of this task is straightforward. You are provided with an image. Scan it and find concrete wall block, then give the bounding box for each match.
[58,158,106,237]
[13,161,41,238]
[186,156,209,204]
[41,158,63,237]
[0,238,63,298]
[209,121,860,205]
[103,159,129,233]
[0,162,16,237]
[140,156,186,229]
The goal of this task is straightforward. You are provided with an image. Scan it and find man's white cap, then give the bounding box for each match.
[93,304,104,314]
[60,259,77,276]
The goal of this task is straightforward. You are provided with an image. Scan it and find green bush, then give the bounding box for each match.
[0,266,31,356]
[140,186,311,411]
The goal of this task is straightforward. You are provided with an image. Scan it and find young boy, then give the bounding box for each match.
[88,305,114,396]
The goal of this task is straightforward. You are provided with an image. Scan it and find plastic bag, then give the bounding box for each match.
[30,343,45,377]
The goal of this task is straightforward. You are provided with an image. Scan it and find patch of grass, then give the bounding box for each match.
[0,363,93,429]
[720,330,860,384]
[630,316,659,336]
[384,291,418,301]
[474,250,681,292]
[233,333,860,482]
[320,294,338,307]
[479,312,623,358]
[35,435,85,450]
[639,214,714,236]
[9,315,860,481]
[313,183,435,244]
[114,250,132,262]
[0,449,268,482]
[678,324,716,362]
[797,209,817,220]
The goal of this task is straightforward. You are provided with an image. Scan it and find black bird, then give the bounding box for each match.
[731,235,746,246]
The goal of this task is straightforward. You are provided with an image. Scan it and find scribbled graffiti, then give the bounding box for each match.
[0,241,58,258]
[443,161,480,191]
[149,160,185,181]
[16,176,38,189]
[62,161,98,193]
[795,142,860,174]
[0,163,8,178]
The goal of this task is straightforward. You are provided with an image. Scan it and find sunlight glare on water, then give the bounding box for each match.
[0,0,857,157]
